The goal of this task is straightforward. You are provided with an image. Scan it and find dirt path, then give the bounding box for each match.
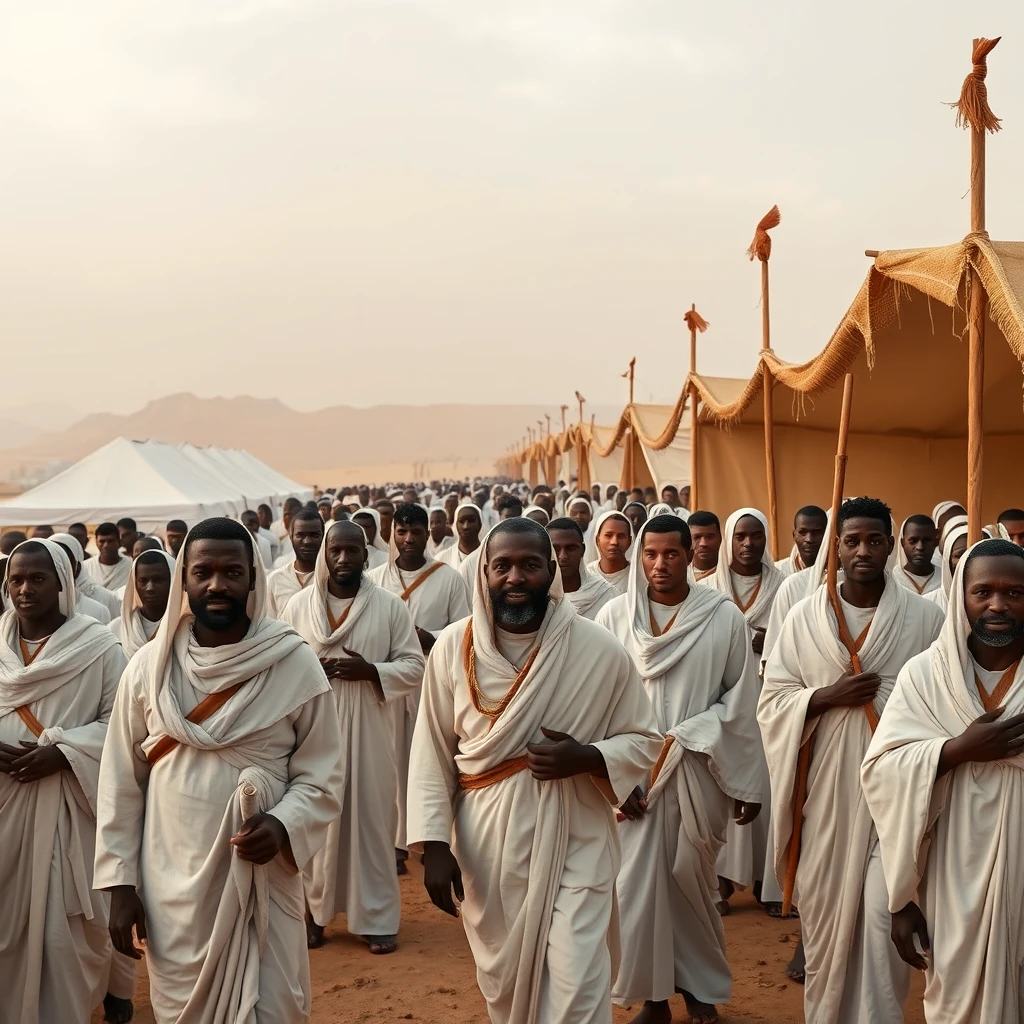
[93,866,925,1023]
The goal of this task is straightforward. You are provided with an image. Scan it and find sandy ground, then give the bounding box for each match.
[91,865,926,1024]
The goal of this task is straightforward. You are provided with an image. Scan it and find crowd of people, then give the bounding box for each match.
[4,478,1024,1024]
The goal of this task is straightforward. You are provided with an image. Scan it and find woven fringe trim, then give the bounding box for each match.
[683,309,710,333]
[951,37,1002,133]
[747,205,781,262]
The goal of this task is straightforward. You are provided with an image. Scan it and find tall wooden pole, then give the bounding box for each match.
[958,37,1000,543]
[624,358,637,490]
[560,405,568,433]
[748,206,781,557]
[684,304,710,511]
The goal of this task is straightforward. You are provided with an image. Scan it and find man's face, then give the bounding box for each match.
[257,507,272,530]
[484,532,554,628]
[291,518,324,566]
[358,487,371,505]
[596,516,631,561]
[641,530,690,594]
[794,514,827,567]
[838,517,893,584]
[7,550,61,623]
[624,504,647,534]
[689,525,721,570]
[731,515,766,571]
[376,504,394,542]
[614,491,627,511]
[499,503,522,521]
[902,521,938,574]
[456,509,481,544]
[185,539,254,632]
[949,536,968,574]
[397,520,429,560]
[1002,519,1024,547]
[661,487,679,506]
[166,528,186,557]
[68,525,90,553]
[590,484,601,502]
[135,560,172,620]
[535,493,555,517]
[444,495,458,521]
[118,526,137,553]
[325,527,367,587]
[352,514,376,546]
[318,503,332,523]
[403,489,419,504]
[569,504,592,532]
[679,486,691,509]
[965,554,1024,648]
[97,532,122,563]
[548,528,585,580]
[240,513,260,536]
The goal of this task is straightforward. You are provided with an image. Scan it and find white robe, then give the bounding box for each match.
[564,563,616,621]
[94,528,345,1024]
[265,563,315,619]
[408,541,661,1024]
[862,553,1024,1023]
[774,546,806,578]
[281,539,424,936]
[586,559,629,596]
[598,553,763,1008]
[75,574,121,619]
[82,554,132,593]
[368,555,469,853]
[427,535,455,559]
[759,577,943,1023]
[79,593,112,624]
[0,541,127,1024]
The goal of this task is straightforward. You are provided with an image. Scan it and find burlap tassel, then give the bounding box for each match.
[683,308,710,333]
[747,205,781,262]
[951,37,1001,133]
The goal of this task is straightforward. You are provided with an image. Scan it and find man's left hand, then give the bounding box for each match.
[334,648,381,684]
[9,741,70,783]
[526,728,607,781]
[733,800,761,825]
[231,813,289,865]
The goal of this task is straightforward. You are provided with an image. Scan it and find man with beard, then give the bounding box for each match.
[548,517,616,621]
[759,498,943,1024]
[370,504,468,874]
[597,516,763,1024]
[437,502,483,574]
[266,507,324,617]
[409,517,660,1024]
[281,520,423,954]
[83,523,132,593]
[686,512,722,583]
[1,540,128,1024]
[164,520,188,559]
[892,514,941,596]
[863,539,1024,1023]
[588,511,633,596]
[109,550,175,656]
[95,519,344,1022]
[775,506,828,577]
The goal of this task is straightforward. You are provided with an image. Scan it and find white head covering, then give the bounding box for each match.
[119,550,177,657]
[49,532,84,572]
[590,509,634,562]
[708,507,785,619]
[647,501,689,522]
[3,538,77,617]
[523,504,551,526]
[932,501,965,527]
[352,506,390,554]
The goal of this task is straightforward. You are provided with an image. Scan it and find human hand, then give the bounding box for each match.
[943,707,1024,766]
[9,741,70,782]
[415,627,436,653]
[733,800,761,825]
[891,901,930,971]
[824,672,882,708]
[333,648,380,683]
[108,886,148,960]
[751,628,766,656]
[526,728,605,781]
[230,813,289,865]
[423,841,463,917]
[618,785,647,821]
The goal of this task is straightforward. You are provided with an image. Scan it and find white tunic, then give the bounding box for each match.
[82,554,132,592]
[265,563,315,619]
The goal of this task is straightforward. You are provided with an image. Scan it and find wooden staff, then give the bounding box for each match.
[684,305,710,510]
[622,358,637,490]
[748,206,781,555]
[781,372,864,915]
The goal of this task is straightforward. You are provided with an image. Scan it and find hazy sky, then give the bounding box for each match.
[2,1,1022,417]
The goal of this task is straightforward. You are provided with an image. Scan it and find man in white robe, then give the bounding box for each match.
[892,515,941,596]
[686,511,721,584]
[706,508,784,908]
[94,518,344,1023]
[108,551,175,655]
[437,502,483,573]
[567,496,598,563]
[587,510,632,595]
[368,503,469,872]
[352,508,389,570]
[266,507,323,618]
[774,505,827,578]
[281,520,423,953]
[759,497,943,1024]
[0,540,127,1024]
[548,517,616,620]
[83,522,132,592]
[51,533,112,624]
[862,538,1024,1023]
[241,509,275,570]
[409,517,661,1024]
[427,506,455,558]
[598,515,764,1024]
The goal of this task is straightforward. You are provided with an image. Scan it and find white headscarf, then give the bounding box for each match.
[523,505,550,526]
[590,509,634,563]
[708,507,785,621]
[567,496,597,561]
[932,500,965,526]
[352,507,390,555]
[119,550,177,657]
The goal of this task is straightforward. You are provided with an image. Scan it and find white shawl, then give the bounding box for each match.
[707,508,785,629]
[116,551,177,658]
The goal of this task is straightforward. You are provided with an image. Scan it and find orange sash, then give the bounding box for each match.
[16,705,45,738]
[975,659,1022,713]
[462,621,539,729]
[327,602,352,634]
[649,608,680,638]
[459,755,529,790]
[732,575,763,614]
[146,680,249,766]
[400,561,445,603]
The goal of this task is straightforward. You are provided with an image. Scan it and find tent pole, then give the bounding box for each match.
[761,260,780,558]
[689,304,699,510]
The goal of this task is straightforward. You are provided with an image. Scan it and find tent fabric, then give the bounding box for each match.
[0,438,312,529]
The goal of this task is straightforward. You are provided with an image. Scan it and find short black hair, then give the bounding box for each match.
[69,522,87,533]
[687,510,720,530]
[644,513,692,548]
[838,497,892,536]
[283,497,303,512]
[166,519,188,533]
[116,517,137,531]
[183,517,254,567]
[965,537,1024,572]
[795,505,827,523]
[292,507,325,529]
[95,522,119,538]
[496,494,524,516]
[903,514,936,534]
[258,503,272,514]
[394,502,429,529]
[998,508,1024,522]
[137,549,172,572]
[488,516,551,556]
[375,499,395,512]
[546,517,584,540]
[0,531,27,555]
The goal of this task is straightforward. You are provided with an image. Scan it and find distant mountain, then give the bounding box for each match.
[4,402,83,433]
[0,393,623,485]
[0,418,42,451]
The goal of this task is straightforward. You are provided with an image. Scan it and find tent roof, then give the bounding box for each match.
[0,438,311,528]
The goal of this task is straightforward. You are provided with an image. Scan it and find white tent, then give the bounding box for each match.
[0,438,312,530]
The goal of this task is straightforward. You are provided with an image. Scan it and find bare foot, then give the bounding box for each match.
[786,939,805,984]
[366,934,398,954]
[103,993,134,1024]
[306,917,325,949]
[626,1000,672,1024]
[715,899,730,917]
[680,990,718,1024]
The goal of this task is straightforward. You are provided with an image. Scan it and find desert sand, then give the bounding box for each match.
[90,863,925,1024]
